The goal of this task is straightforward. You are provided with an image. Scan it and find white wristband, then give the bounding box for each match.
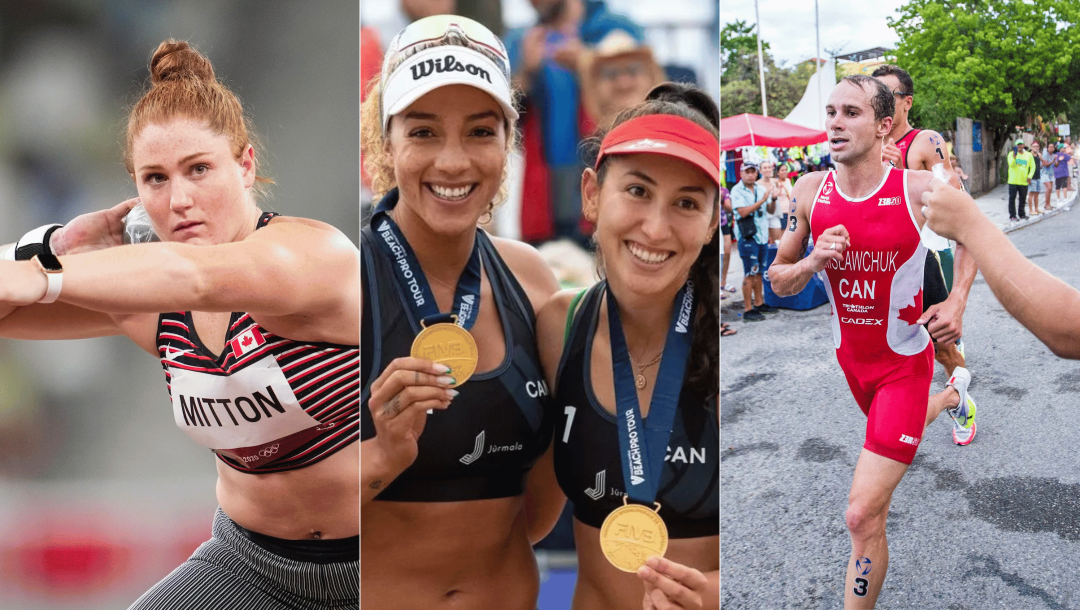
[13,224,63,261]
[33,256,63,304]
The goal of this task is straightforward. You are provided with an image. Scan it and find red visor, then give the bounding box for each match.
[596,115,720,185]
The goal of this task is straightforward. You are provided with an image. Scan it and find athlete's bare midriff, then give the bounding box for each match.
[218,441,359,539]
[570,519,718,609]
[361,496,539,610]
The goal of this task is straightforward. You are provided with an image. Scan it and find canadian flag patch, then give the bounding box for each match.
[230,327,266,358]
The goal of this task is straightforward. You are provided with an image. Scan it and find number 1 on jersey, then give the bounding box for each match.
[562,406,576,443]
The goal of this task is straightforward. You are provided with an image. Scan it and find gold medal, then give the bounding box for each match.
[410,322,478,387]
[599,499,668,572]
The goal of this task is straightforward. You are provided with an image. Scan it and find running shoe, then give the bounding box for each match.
[723,284,738,293]
[743,310,765,322]
[955,339,966,360]
[945,367,977,445]
[754,304,780,314]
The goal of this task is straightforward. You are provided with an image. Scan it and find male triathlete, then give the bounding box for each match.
[873,64,978,445]
[770,75,974,609]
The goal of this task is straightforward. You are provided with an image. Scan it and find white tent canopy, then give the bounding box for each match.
[784,58,837,131]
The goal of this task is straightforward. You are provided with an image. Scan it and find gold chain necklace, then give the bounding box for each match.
[428,274,456,291]
[628,350,664,390]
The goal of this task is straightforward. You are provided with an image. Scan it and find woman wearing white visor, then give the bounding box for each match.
[360,15,563,609]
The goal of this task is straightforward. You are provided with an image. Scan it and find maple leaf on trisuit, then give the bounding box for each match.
[896,289,923,326]
[242,335,253,347]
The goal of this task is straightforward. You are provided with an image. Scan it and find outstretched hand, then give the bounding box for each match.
[920,179,984,242]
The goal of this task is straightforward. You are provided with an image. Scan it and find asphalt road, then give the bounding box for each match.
[721,207,1080,609]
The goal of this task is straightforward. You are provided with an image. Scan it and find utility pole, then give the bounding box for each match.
[755,0,768,116]
[816,0,822,129]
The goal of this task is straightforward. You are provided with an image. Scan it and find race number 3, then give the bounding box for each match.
[853,577,869,597]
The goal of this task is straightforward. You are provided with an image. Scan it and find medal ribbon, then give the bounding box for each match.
[607,280,695,505]
[369,189,482,330]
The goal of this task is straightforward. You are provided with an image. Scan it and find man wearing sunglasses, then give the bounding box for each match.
[872,64,980,446]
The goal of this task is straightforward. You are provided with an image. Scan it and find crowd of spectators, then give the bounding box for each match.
[723,144,832,187]
[363,0,710,259]
[505,0,653,247]
[1007,135,1077,221]
[720,145,833,332]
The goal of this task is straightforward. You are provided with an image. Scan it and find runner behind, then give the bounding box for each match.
[872,64,978,445]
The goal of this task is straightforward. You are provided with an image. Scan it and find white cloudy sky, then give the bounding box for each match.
[722,0,907,67]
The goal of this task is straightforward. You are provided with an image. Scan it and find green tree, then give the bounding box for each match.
[721,57,809,118]
[721,21,813,118]
[890,0,1080,176]
[722,20,767,84]
[1064,99,1080,138]
[720,80,761,117]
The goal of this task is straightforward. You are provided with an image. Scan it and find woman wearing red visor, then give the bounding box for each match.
[537,82,720,609]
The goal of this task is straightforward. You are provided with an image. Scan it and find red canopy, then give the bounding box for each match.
[720,113,828,151]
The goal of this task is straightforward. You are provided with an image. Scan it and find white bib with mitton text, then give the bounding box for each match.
[169,355,320,451]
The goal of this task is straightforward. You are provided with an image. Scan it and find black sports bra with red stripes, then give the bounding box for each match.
[156,212,359,473]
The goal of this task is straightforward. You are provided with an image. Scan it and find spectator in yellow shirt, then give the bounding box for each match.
[1006,139,1035,221]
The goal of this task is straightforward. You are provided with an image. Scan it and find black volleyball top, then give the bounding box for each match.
[360,210,552,502]
[158,212,360,473]
[553,283,719,538]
